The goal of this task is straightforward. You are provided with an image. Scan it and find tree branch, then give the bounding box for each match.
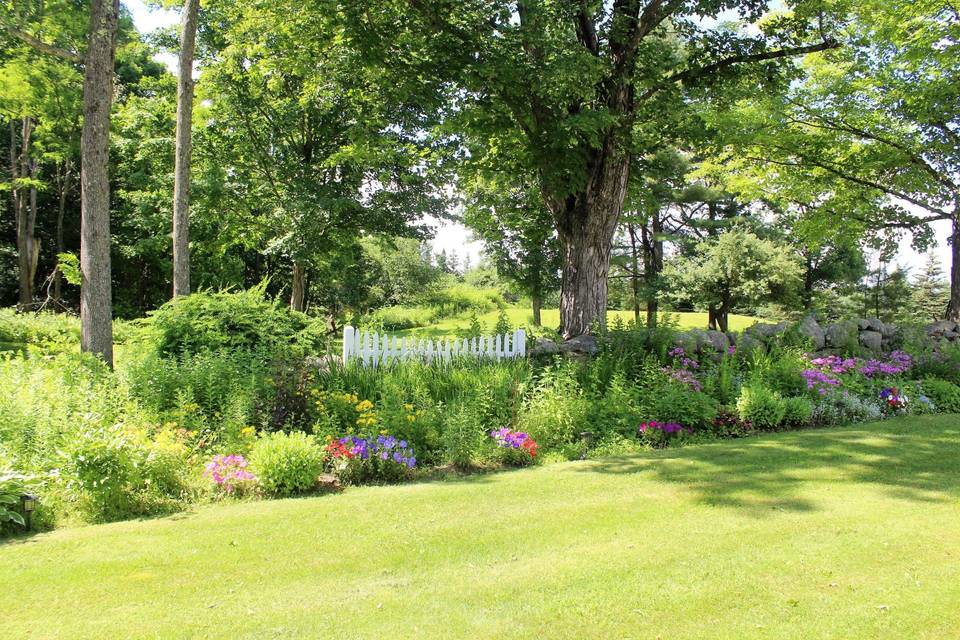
[5,25,83,64]
[638,38,840,102]
[575,0,599,55]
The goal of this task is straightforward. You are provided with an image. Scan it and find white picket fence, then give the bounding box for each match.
[342,326,526,367]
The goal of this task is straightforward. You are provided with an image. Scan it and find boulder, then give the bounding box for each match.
[865,317,885,333]
[529,338,561,357]
[927,320,959,335]
[704,329,730,352]
[737,333,766,355]
[857,318,872,331]
[746,322,788,339]
[798,315,826,350]
[880,322,898,338]
[943,331,960,341]
[825,321,858,349]
[859,330,883,352]
[559,334,600,357]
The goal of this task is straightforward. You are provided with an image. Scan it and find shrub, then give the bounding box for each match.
[517,364,589,450]
[369,305,435,330]
[62,423,193,522]
[0,469,37,534]
[147,286,317,357]
[812,392,883,427]
[489,427,538,465]
[250,431,324,496]
[736,384,786,430]
[637,420,693,448]
[0,309,80,349]
[443,406,487,469]
[921,378,960,413]
[710,409,754,438]
[646,382,718,430]
[325,433,416,484]
[782,396,814,428]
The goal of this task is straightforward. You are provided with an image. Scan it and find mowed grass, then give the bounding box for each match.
[395,307,759,337]
[3,416,959,639]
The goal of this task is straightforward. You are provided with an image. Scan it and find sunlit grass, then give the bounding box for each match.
[393,307,759,337]
[2,415,958,639]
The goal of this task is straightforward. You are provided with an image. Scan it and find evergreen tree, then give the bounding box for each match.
[911,253,950,323]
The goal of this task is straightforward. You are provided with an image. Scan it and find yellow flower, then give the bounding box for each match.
[403,403,414,412]
[241,427,256,438]
[406,415,415,422]
[355,399,374,412]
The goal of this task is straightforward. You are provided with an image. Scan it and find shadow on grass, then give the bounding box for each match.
[577,416,960,516]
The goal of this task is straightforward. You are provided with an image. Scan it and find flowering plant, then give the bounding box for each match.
[204,454,257,495]
[664,346,702,391]
[879,387,909,413]
[325,433,416,484]
[638,420,692,448]
[490,427,538,464]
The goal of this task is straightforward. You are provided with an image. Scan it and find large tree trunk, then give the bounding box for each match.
[79,0,119,367]
[531,294,542,327]
[550,141,630,339]
[172,0,199,298]
[948,214,960,322]
[290,262,307,312]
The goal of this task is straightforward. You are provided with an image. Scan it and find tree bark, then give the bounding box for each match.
[53,159,72,303]
[627,223,641,325]
[947,214,960,322]
[531,294,542,327]
[550,139,630,339]
[14,117,38,310]
[172,0,199,298]
[79,0,119,367]
[290,262,307,312]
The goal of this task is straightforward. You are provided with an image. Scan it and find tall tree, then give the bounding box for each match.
[344,0,839,337]
[79,0,119,365]
[172,0,199,297]
[712,0,960,320]
[911,253,950,324]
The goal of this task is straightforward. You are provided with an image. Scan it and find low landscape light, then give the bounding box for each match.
[21,493,37,530]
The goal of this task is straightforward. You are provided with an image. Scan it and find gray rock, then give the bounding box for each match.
[737,334,766,354]
[927,320,959,335]
[825,321,858,349]
[880,322,898,338]
[859,330,883,351]
[746,322,788,339]
[704,329,730,352]
[560,334,599,356]
[857,318,872,331]
[529,338,561,356]
[943,331,960,341]
[866,317,885,333]
[798,315,826,350]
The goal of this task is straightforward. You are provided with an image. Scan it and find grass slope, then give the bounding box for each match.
[3,416,959,639]
[395,307,759,337]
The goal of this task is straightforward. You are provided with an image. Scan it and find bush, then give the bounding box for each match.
[0,308,80,349]
[325,434,417,484]
[517,364,589,450]
[811,392,883,427]
[62,423,193,522]
[646,382,718,430]
[782,396,814,428]
[369,305,435,330]
[921,378,960,413]
[736,384,786,430]
[250,431,324,496]
[443,406,488,469]
[0,469,37,534]
[147,286,318,357]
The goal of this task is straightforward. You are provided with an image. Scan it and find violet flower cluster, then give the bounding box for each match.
[665,367,703,392]
[490,427,538,457]
[801,369,841,395]
[337,434,416,468]
[204,454,257,493]
[638,420,692,435]
[859,351,912,378]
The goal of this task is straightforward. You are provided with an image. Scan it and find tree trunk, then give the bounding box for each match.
[172,0,199,298]
[15,117,37,310]
[550,140,630,339]
[531,294,542,327]
[290,262,307,312]
[627,223,641,325]
[708,306,718,331]
[947,214,960,322]
[53,159,72,303]
[79,0,119,367]
[717,290,731,333]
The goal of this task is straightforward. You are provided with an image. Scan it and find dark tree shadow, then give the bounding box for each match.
[576,416,960,517]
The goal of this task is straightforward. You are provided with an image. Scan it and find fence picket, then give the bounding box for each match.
[341,326,527,367]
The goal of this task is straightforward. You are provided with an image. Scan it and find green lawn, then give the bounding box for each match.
[3,415,959,639]
[394,307,759,337]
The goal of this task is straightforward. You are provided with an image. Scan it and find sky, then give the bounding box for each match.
[125,0,951,279]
